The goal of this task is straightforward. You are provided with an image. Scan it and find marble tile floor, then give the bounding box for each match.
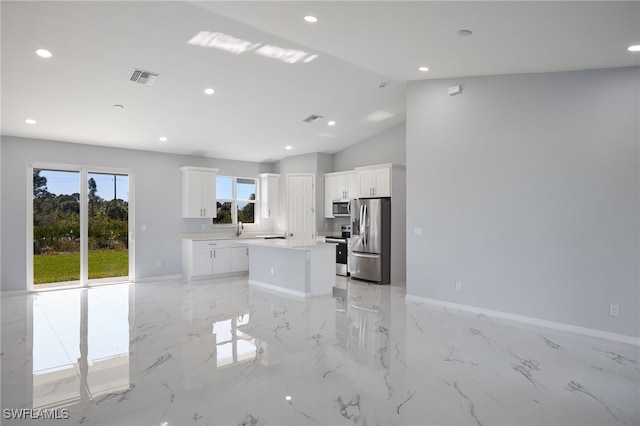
[1,277,638,426]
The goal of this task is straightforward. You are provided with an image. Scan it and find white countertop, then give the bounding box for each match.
[180,232,285,241]
[239,239,335,250]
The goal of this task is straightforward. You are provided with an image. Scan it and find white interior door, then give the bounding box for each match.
[287,174,315,245]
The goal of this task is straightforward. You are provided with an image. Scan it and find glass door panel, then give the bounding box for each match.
[87,172,129,284]
[33,169,81,288]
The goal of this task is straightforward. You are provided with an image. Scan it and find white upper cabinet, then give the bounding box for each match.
[324,171,358,218]
[181,166,218,218]
[356,164,392,198]
[335,171,359,199]
[259,173,280,218]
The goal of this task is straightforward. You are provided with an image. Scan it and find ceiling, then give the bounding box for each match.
[1,1,638,163]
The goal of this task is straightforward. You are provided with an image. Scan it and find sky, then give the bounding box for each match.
[38,170,129,201]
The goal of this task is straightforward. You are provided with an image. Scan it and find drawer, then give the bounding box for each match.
[193,240,231,250]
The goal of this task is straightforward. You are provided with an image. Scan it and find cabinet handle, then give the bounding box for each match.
[210,250,212,259]
[204,208,206,216]
[214,250,216,259]
[246,248,248,256]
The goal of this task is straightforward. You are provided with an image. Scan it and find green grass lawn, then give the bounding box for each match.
[34,250,128,284]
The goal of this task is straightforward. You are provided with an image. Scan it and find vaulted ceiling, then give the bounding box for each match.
[2,1,638,162]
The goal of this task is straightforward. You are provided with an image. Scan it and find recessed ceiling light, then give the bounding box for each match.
[35,49,52,58]
[304,15,318,23]
[113,104,124,109]
[285,395,292,401]
[285,145,292,150]
[25,118,37,125]
[418,66,430,72]
[327,121,336,126]
[204,88,215,95]
[457,29,473,36]
[159,136,168,142]
[628,45,640,52]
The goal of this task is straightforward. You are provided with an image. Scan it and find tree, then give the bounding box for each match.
[102,199,128,221]
[88,177,100,216]
[33,170,49,198]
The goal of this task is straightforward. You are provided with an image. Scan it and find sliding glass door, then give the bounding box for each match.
[32,169,82,288]
[87,172,129,285]
[30,165,133,290]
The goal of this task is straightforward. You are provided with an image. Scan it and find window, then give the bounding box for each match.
[213,176,257,224]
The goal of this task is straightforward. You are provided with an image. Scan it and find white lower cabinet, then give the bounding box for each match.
[192,242,215,276]
[231,246,250,272]
[212,247,232,275]
[183,239,249,280]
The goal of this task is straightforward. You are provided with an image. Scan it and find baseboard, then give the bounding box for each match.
[133,274,181,283]
[405,294,640,346]
[0,289,28,298]
[248,279,309,298]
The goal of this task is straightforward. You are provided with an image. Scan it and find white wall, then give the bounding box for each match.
[406,67,640,338]
[0,136,273,291]
[333,122,406,171]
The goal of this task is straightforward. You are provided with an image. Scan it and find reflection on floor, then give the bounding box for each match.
[1,278,638,425]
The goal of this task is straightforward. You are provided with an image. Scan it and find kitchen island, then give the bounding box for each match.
[239,239,336,298]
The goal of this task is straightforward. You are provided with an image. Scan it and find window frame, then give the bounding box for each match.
[213,175,258,226]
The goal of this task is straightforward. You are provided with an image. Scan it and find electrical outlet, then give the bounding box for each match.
[455,281,462,291]
[609,304,619,317]
[156,260,162,268]
[414,227,422,236]
[141,224,146,231]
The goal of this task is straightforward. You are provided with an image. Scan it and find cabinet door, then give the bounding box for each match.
[212,248,232,274]
[334,174,347,199]
[192,243,213,276]
[373,168,391,197]
[183,170,204,218]
[324,175,337,218]
[267,175,279,217]
[359,171,376,197]
[346,172,359,199]
[201,171,217,218]
[261,174,280,218]
[231,246,249,272]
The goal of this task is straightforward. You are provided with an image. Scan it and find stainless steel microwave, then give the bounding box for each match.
[332,200,351,217]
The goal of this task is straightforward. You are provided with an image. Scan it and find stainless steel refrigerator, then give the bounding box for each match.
[349,197,391,284]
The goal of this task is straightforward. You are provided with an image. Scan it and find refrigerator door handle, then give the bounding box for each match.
[362,204,367,247]
[359,204,363,245]
[352,252,379,259]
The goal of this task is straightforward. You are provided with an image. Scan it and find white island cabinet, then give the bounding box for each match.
[243,240,336,297]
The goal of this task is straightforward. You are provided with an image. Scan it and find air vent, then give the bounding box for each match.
[303,114,323,123]
[130,69,159,86]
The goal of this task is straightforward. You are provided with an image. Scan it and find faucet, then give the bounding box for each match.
[236,220,243,237]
